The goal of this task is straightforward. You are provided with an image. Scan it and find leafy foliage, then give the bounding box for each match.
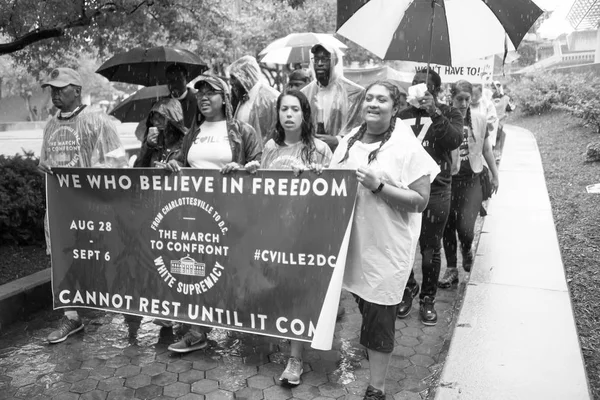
[0,152,46,245]
[511,72,569,115]
[511,71,600,133]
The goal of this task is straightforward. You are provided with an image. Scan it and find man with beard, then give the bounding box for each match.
[38,67,128,343]
[397,68,464,326]
[229,55,280,143]
[301,43,365,151]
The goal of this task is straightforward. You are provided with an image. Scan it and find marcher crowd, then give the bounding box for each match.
[38,42,513,400]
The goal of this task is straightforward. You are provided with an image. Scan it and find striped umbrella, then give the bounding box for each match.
[336,0,543,66]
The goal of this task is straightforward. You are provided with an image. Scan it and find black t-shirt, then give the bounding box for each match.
[398,104,464,193]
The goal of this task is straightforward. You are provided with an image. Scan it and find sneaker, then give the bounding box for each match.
[419,296,437,326]
[363,385,385,400]
[397,284,419,319]
[47,316,84,344]
[279,356,303,386]
[438,268,459,289]
[168,331,208,353]
[462,249,474,272]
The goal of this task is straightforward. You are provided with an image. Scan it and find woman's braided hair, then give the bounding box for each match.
[451,80,473,130]
[339,81,401,164]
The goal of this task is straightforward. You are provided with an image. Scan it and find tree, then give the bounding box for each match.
[0,0,307,59]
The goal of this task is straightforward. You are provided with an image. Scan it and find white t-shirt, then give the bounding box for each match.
[187,120,232,169]
[260,138,332,169]
[331,119,440,305]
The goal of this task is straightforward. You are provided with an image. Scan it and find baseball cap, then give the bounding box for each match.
[194,75,228,92]
[41,68,83,88]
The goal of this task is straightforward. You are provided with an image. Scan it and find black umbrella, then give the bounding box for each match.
[109,85,170,123]
[97,46,207,86]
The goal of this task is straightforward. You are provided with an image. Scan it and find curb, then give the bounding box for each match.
[0,268,52,332]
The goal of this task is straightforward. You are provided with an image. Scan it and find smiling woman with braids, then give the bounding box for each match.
[330,81,439,400]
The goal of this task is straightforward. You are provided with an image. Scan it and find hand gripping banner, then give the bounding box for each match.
[47,168,358,350]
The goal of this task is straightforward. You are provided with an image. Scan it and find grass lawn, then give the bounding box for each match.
[0,244,48,286]
[509,111,600,399]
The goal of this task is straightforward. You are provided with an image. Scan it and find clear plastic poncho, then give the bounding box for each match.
[40,107,128,168]
[42,106,128,255]
[228,55,280,142]
[301,43,365,137]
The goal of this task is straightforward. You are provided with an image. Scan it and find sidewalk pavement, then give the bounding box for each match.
[0,250,466,400]
[435,125,591,399]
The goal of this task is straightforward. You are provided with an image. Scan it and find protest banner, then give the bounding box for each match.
[47,169,358,349]
[345,55,495,92]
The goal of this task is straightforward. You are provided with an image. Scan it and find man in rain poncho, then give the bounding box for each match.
[301,43,365,151]
[38,67,128,344]
[229,55,280,143]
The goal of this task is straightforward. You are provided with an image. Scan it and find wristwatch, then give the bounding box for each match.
[372,181,385,194]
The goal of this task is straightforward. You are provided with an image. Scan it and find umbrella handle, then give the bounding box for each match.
[426,0,437,89]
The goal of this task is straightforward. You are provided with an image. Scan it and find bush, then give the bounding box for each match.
[511,72,570,116]
[557,72,600,134]
[512,71,600,133]
[0,152,46,245]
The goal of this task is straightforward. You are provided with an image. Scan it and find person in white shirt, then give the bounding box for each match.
[245,90,332,386]
[162,75,262,354]
[470,84,498,145]
[330,80,439,400]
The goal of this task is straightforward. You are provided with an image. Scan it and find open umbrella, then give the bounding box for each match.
[97,46,207,86]
[344,65,409,93]
[336,0,543,66]
[109,85,170,123]
[259,32,347,65]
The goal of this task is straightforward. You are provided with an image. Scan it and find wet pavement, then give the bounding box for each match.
[0,257,467,400]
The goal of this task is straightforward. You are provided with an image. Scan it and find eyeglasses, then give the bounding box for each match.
[314,57,331,64]
[195,90,223,99]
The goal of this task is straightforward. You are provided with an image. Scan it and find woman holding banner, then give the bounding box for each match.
[162,75,262,353]
[330,81,439,400]
[246,90,331,385]
[164,75,262,174]
[439,80,499,288]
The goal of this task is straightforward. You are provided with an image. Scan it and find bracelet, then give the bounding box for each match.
[372,181,384,194]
